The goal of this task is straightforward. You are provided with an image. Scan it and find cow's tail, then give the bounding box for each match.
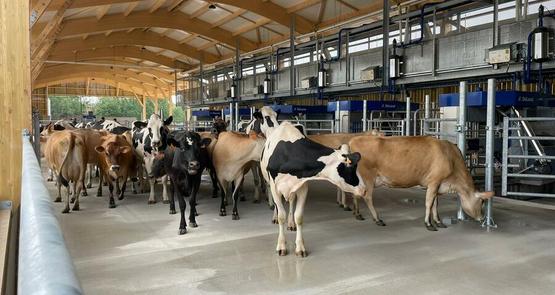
[58,133,76,187]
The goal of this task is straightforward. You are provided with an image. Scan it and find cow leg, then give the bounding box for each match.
[361,184,385,226]
[169,178,177,215]
[342,191,351,211]
[353,197,364,220]
[47,169,54,182]
[294,184,308,257]
[96,171,103,197]
[55,174,62,202]
[81,179,88,197]
[336,189,342,207]
[115,178,121,196]
[108,180,116,209]
[62,181,71,214]
[161,175,169,204]
[73,179,83,211]
[287,194,296,231]
[175,181,187,235]
[267,184,274,210]
[424,184,439,231]
[231,175,245,220]
[238,183,246,202]
[209,169,219,198]
[219,180,228,216]
[432,197,447,228]
[70,181,77,203]
[270,184,287,256]
[272,206,278,224]
[188,176,201,227]
[86,164,93,188]
[118,180,127,200]
[147,177,156,204]
[251,167,260,203]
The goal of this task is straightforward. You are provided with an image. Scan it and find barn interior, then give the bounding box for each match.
[2,0,555,294]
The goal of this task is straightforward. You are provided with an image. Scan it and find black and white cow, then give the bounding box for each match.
[92,118,122,132]
[258,108,366,257]
[151,131,211,235]
[132,114,172,204]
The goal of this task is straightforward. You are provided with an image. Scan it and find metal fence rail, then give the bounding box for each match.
[502,117,555,199]
[19,131,83,295]
[293,119,335,134]
[367,118,405,136]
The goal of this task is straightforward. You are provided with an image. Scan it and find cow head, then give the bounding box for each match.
[460,190,494,221]
[323,144,366,197]
[147,114,172,150]
[168,131,211,175]
[95,134,133,177]
[211,118,228,137]
[252,106,279,136]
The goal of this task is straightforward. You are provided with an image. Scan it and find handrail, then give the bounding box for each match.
[19,131,83,295]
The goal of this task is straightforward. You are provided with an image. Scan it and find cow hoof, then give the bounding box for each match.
[70,197,75,204]
[287,226,297,231]
[269,204,275,210]
[54,197,62,203]
[195,212,199,216]
[277,249,287,256]
[148,200,156,205]
[219,210,227,217]
[169,209,176,215]
[434,221,447,228]
[355,214,365,221]
[178,228,187,235]
[425,224,438,231]
[86,184,92,189]
[295,251,308,258]
[109,203,116,209]
[162,200,170,204]
[47,177,53,182]
[72,204,80,211]
[232,213,240,220]
[190,222,198,228]
[338,204,344,208]
[82,191,88,197]
[375,219,386,226]
[343,206,352,211]
[118,196,124,201]
[253,199,261,204]
[62,207,70,214]
[272,218,278,224]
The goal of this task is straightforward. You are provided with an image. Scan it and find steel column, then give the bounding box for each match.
[457,81,467,220]
[424,94,431,134]
[289,16,296,96]
[382,0,390,88]
[362,100,368,132]
[235,102,239,131]
[405,96,411,136]
[229,102,234,131]
[484,78,497,228]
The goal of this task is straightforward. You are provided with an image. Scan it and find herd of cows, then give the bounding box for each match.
[39,106,493,257]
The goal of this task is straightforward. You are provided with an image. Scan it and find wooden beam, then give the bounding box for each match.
[317,0,326,24]
[31,0,73,57]
[51,31,220,63]
[286,0,321,13]
[34,77,150,97]
[96,4,111,20]
[149,0,166,13]
[58,10,258,52]
[232,18,272,37]
[48,46,192,70]
[211,8,246,28]
[47,0,142,11]
[167,0,186,12]
[0,0,31,207]
[30,0,52,27]
[336,0,360,11]
[36,72,165,94]
[124,1,138,16]
[213,0,315,34]
[189,3,210,19]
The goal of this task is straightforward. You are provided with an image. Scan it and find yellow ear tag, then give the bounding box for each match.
[346,158,352,165]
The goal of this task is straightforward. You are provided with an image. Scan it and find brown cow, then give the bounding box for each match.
[348,135,494,231]
[211,131,266,220]
[95,133,138,208]
[70,129,110,195]
[44,130,87,213]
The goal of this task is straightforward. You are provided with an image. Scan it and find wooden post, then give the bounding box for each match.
[154,97,159,114]
[168,98,175,116]
[0,0,31,207]
[141,95,147,121]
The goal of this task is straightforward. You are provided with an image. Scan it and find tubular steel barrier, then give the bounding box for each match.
[279,119,335,134]
[367,118,405,136]
[502,117,555,199]
[19,131,82,294]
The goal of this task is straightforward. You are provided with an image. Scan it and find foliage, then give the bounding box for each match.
[50,96,87,119]
[95,97,142,119]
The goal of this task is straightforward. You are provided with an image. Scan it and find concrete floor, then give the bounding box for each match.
[44,169,555,295]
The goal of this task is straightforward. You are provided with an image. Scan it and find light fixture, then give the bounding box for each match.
[208,4,216,9]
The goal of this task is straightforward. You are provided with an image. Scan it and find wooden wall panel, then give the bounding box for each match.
[0,0,31,207]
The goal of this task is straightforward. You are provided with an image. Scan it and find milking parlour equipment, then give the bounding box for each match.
[186,109,221,132]
[269,104,333,134]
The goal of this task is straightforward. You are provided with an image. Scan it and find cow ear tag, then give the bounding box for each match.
[341,154,352,165]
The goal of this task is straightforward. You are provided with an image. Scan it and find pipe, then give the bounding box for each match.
[484,78,496,228]
[457,81,467,221]
[405,96,411,136]
[19,131,83,294]
[362,100,368,132]
[397,2,443,48]
[424,94,431,134]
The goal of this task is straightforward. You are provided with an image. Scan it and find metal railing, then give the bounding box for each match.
[19,131,83,295]
[282,119,335,134]
[174,120,214,132]
[502,117,555,198]
[367,118,405,136]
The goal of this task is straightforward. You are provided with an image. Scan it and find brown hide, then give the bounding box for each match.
[95,134,138,181]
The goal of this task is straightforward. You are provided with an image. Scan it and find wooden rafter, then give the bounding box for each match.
[124,2,138,16]
[336,0,360,11]
[96,4,111,20]
[167,0,187,12]
[232,18,272,37]
[287,0,321,13]
[149,0,167,13]
[30,0,53,27]
[189,3,210,19]
[211,8,246,28]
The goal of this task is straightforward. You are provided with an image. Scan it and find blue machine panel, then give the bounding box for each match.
[223,108,250,116]
[327,100,419,112]
[439,91,549,107]
[268,104,327,114]
[192,110,221,117]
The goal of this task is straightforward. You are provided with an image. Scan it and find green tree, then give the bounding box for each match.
[50,96,85,119]
[94,97,142,119]
[173,106,185,123]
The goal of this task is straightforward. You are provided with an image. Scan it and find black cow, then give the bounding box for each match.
[151,131,211,235]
